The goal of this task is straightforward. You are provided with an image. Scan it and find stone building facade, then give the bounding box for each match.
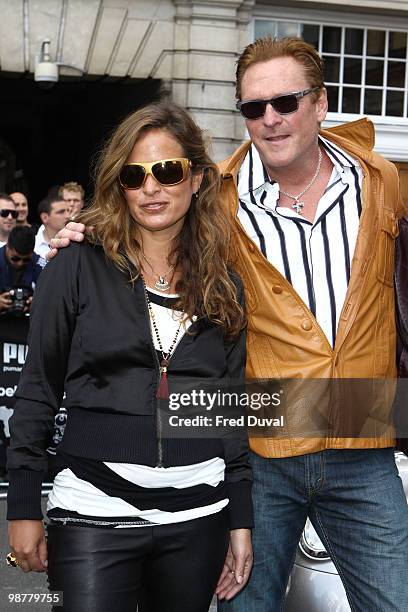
[0,0,406,179]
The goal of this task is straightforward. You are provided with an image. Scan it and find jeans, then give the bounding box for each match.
[47,509,229,612]
[219,448,408,612]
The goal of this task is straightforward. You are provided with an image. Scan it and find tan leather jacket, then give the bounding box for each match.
[219,119,407,457]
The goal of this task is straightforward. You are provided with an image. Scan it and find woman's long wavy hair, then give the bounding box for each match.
[77,101,245,339]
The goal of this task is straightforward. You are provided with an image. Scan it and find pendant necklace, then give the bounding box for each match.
[142,275,182,399]
[140,251,175,293]
[279,147,323,215]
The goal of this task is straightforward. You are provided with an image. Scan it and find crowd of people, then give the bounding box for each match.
[0,182,85,315]
[0,183,85,479]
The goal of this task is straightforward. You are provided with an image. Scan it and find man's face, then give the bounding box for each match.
[62,189,83,217]
[43,201,71,233]
[240,57,328,176]
[10,192,29,223]
[5,246,33,270]
[0,199,17,237]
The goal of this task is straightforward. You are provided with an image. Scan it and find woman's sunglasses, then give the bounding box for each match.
[236,87,321,120]
[119,158,192,190]
[0,209,18,219]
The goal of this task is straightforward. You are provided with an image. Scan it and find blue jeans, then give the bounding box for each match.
[219,448,408,612]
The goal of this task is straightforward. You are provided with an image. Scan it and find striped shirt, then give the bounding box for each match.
[47,289,228,528]
[237,136,363,346]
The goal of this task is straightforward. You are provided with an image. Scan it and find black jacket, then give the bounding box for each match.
[396,216,408,377]
[7,242,253,527]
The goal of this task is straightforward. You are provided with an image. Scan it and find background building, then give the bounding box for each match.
[0,0,406,207]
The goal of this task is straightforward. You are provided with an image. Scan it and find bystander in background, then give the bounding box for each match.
[60,181,85,218]
[9,192,31,227]
[0,195,17,247]
[34,195,70,259]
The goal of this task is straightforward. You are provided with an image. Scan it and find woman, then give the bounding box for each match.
[6,102,253,611]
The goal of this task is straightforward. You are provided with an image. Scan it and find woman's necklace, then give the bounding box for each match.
[279,147,323,215]
[140,251,175,292]
[142,276,183,399]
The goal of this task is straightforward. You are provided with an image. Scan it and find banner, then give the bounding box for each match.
[0,315,29,410]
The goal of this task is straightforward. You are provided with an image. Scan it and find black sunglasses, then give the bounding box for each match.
[119,158,192,190]
[0,209,18,219]
[236,87,321,120]
[10,254,32,263]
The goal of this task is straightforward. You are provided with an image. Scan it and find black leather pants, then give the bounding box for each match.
[47,509,229,612]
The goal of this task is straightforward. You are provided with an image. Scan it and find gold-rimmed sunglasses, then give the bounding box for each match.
[119,158,192,190]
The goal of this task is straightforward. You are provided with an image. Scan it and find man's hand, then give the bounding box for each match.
[0,291,12,312]
[216,528,253,601]
[8,520,48,573]
[47,222,87,261]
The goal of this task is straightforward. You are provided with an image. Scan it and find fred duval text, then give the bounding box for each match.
[167,415,285,428]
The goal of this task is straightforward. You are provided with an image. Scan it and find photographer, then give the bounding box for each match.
[0,226,43,315]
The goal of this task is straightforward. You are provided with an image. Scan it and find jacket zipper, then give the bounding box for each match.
[140,281,198,468]
[140,287,164,467]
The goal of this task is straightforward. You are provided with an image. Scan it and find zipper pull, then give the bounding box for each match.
[156,359,169,399]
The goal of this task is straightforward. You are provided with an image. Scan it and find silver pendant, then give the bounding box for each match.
[155,276,171,292]
[292,199,305,214]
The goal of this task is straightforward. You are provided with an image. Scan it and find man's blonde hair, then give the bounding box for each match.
[236,36,324,100]
[59,181,84,199]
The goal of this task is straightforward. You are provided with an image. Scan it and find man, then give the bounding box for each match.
[0,226,42,314]
[59,181,85,217]
[49,37,408,612]
[0,195,18,247]
[34,195,70,259]
[9,192,30,227]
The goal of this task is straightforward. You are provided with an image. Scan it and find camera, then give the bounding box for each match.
[9,286,33,317]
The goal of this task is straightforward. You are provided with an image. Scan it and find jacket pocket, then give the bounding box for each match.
[377,213,399,287]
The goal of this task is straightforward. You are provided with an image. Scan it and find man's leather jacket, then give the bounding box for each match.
[218,118,407,458]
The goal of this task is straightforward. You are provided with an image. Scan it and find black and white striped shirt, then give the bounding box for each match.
[237,136,363,346]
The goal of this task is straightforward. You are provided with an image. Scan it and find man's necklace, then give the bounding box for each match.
[279,147,323,215]
[140,251,175,292]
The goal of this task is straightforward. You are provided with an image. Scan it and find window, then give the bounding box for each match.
[254,20,408,120]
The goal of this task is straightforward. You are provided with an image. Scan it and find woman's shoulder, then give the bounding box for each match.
[42,240,106,281]
[50,239,104,262]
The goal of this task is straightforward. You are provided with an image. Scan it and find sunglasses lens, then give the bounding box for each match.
[152,160,185,185]
[239,94,300,118]
[272,94,298,114]
[239,101,266,120]
[0,209,18,219]
[119,165,146,189]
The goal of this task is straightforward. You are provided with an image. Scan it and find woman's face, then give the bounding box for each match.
[123,128,202,236]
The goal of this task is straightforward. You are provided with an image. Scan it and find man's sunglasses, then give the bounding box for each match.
[10,254,32,263]
[0,209,18,219]
[236,87,321,120]
[119,158,192,190]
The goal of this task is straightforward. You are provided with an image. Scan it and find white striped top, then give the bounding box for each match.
[237,136,363,346]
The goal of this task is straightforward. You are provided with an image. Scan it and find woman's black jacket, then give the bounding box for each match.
[7,242,253,528]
